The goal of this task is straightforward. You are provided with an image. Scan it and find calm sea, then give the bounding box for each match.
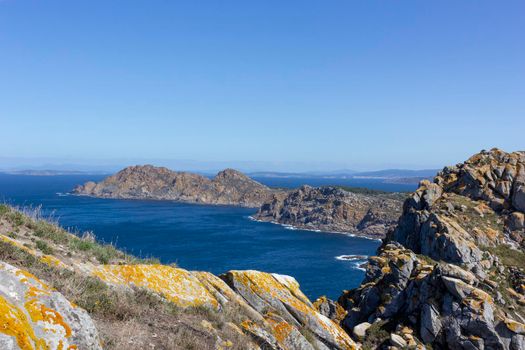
[0,174,415,300]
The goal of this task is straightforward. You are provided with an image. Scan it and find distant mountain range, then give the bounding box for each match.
[1,167,439,184]
[0,169,111,176]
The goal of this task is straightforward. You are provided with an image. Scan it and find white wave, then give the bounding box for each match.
[352,262,367,271]
[56,192,70,197]
[335,254,368,262]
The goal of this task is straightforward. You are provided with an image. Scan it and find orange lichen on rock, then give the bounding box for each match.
[93,264,219,309]
[0,295,48,350]
[265,314,295,345]
[226,270,358,349]
[0,262,88,350]
[25,300,72,338]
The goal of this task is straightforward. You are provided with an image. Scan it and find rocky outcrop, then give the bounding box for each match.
[339,149,525,349]
[0,261,102,350]
[255,185,404,238]
[73,165,279,207]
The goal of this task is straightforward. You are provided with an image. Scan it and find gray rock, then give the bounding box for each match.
[390,333,407,348]
[353,322,371,340]
[0,262,102,350]
[420,303,442,343]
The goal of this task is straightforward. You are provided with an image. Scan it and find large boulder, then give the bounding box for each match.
[221,270,358,350]
[0,262,102,350]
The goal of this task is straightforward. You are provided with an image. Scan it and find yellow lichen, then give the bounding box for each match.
[0,295,48,350]
[93,264,219,309]
[265,315,294,344]
[25,299,72,338]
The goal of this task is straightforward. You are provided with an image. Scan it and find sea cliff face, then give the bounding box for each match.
[255,186,404,239]
[338,149,525,349]
[73,165,278,208]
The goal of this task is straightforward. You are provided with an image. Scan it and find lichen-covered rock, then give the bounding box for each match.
[222,270,358,350]
[93,264,219,309]
[0,261,102,350]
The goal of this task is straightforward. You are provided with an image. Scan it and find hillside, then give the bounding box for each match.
[0,205,357,350]
[73,166,280,208]
[254,186,404,239]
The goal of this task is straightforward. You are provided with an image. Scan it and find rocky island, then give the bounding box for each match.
[1,148,525,350]
[255,186,404,239]
[73,165,279,208]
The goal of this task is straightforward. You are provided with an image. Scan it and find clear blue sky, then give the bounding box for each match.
[1,1,524,171]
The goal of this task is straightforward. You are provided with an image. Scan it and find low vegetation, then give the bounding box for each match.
[487,245,525,268]
[0,204,251,349]
[361,320,389,350]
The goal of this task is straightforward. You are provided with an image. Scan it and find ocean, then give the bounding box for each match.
[0,173,415,300]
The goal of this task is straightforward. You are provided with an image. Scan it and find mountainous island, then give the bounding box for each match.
[73,165,278,208]
[255,186,404,239]
[73,166,405,238]
[1,148,525,350]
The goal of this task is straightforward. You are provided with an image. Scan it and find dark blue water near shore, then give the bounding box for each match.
[0,174,413,300]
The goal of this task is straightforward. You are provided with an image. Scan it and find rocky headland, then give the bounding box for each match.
[73,165,279,208]
[338,148,525,349]
[254,186,404,239]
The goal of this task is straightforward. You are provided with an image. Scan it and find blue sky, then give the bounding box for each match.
[1,1,524,171]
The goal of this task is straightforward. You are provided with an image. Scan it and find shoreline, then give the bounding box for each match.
[248,215,383,242]
[70,192,263,209]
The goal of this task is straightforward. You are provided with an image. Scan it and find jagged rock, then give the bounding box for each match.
[313,296,347,322]
[339,149,525,350]
[0,262,102,350]
[390,333,407,347]
[221,270,358,350]
[420,303,441,343]
[255,185,403,238]
[73,166,280,207]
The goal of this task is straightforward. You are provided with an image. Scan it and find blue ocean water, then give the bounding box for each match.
[0,174,413,300]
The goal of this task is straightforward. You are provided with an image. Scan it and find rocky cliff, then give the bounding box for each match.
[73,165,279,208]
[254,186,404,239]
[337,149,525,349]
[0,204,357,350]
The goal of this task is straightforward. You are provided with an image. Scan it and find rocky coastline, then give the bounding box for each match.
[254,185,404,239]
[2,148,525,349]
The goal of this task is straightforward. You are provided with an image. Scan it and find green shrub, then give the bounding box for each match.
[35,240,54,255]
[9,212,26,226]
[0,204,10,216]
[488,245,525,268]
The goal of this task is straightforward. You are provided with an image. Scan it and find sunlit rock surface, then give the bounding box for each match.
[0,262,102,350]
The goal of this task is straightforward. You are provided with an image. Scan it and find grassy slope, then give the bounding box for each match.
[0,204,250,350]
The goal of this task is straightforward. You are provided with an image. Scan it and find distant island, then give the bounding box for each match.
[73,165,406,238]
[254,185,404,239]
[248,169,436,185]
[73,165,280,208]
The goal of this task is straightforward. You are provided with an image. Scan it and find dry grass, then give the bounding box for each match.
[0,204,253,349]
